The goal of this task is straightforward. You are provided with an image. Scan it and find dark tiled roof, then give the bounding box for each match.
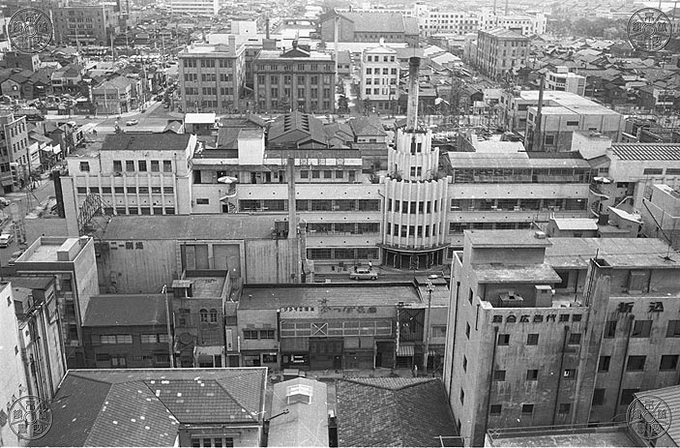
[82,294,167,327]
[349,116,386,137]
[32,369,267,447]
[100,133,192,152]
[336,378,458,447]
[611,143,680,161]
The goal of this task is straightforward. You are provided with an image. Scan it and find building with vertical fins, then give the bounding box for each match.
[383,57,450,269]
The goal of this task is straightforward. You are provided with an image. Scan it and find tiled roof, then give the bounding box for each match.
[100,133,192,152]
[336,378,459,447]
[339,12,419,35]
[82,294,167,327]
[611,143,680,161]
[635,385,680,445]
[349,116,386,137]
[32,369,267,447]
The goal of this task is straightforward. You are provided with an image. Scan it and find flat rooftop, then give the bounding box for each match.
[467,230,553,248]
[489,428,635,447]
[514,90,621,116]
[190,276,226,298]
[240,284,421,310]
[546,237,680,269]
[447,151,592,169]
[474,264,561,284]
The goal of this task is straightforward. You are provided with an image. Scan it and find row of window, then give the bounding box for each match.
[182,58,235,69]
[300,169,348,179]
[386,223,442,238]
[256,74,333,85]
[95,353,170,367]
[365,55,396,62]
[255,63,333,72]
[451,168,593,184]
[387,199,441,214]
[365,67,398,75]
[307,222,380,235]
[102,160,173,173]
[450,198,587,212]
[243,329,275,340]
[108,206,175,215]
[605,319,680,339]
[264,87,332,99]
[96,334,168,344]
[77,186,174,194]
[597,354,680,373]
[643,168,680,176]
[450,222,534,234]
[307,247,379,260]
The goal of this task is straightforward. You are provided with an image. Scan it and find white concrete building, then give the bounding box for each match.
[360,42,400,113]
[169,0,219,16]
[546,67,586,96]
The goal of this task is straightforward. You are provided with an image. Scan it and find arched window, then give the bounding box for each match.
[210,309,218,323]
[199,309,208,323]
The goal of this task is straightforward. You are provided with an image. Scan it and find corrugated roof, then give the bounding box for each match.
[336,378,459,447]
[32,369,267,447]
[611,143,680,161]
[82,294,167,327]
[635,385,680,445]
[239,284,421,310]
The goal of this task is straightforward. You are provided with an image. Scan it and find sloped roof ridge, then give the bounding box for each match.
[340,376,436,391]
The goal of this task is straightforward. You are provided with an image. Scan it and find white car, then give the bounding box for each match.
[349,267,378,280]
[0,233,13,248]
[126,119,139,126]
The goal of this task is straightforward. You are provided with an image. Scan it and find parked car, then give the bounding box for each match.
[8,250,23,265]
[126,119,139,126]
[349,267,378,280]
[0,197,10,206]
[0,233,13,248]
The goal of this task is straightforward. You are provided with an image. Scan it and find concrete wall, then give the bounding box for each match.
[0,285,26,448]
[245,239,297,284]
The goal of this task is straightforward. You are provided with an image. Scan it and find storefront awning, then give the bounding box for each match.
[397,344,414,357]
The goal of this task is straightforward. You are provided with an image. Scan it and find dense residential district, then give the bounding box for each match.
[4,0,680,446]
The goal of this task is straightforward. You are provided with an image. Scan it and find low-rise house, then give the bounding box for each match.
[92,76,134,115]
[81,294,172,369]
[32,368,268,447]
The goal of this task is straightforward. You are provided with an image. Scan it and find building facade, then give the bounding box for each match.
[443,230,680,446]
[546,67,586,96]
[475,28,529,81]
[360,43,400,113]
[179,40,246,113]
[253,44,336,113]
[0,112,30,192]
[169,0,219,15]
[52,5,121,46]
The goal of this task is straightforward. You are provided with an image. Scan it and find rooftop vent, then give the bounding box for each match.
[286,383,313,405]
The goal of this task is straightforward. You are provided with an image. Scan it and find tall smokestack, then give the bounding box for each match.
[533,75,544,152]
[266,16,270,40]
[406,56,421,131]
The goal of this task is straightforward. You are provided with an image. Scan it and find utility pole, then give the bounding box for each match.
[162,285,175,368]
[422,281,434,373]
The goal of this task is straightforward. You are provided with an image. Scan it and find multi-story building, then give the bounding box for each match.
[499,90,625,150]
[0,112,30,192]
[546,67,586,96]
[81,294,172,369]
[419,10,479,36]
[62,133,198,235]
[179,39,246,114]
[92,76,134,115]
[0,282,27,447]
[13,236,99,368]
[171,271,231,368]
[478,10,547,36]
[360,43,400,113]
[52,5,121,46]
[475,28,529,81]
[169,0,219,16]
[443,230,680,446]
[320,12,420,46]
[253,43,336,113]
[640,184,680,250]
[11,276,67,402]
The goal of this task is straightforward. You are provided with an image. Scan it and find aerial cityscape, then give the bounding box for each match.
[1,0,680,446]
